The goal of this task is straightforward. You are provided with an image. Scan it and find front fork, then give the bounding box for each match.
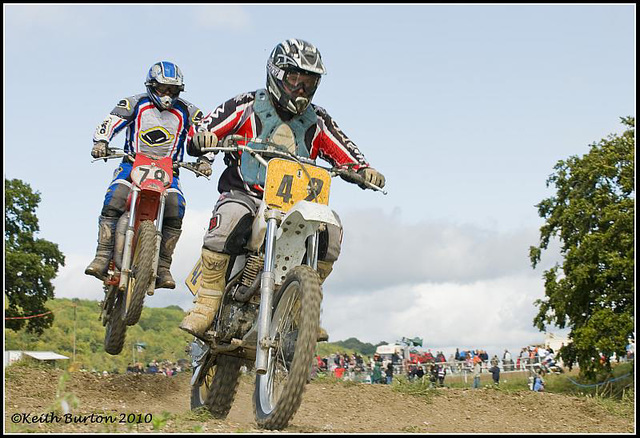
[118,187,166,294]
[119,188,139,291]
[254,209,320,374]
[148,194,166,296]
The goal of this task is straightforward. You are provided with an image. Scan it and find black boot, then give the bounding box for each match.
[156,226,182,289]
[85,215,118,281]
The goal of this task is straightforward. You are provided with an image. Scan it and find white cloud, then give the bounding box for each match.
[327,208,562,293]
[321,275,554,357]
[191,5,251,30]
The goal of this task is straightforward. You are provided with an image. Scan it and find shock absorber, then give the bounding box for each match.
[233,255,264,302]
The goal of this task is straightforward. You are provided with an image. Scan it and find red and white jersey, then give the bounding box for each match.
[188,91,370,196]
[94,93,203,162]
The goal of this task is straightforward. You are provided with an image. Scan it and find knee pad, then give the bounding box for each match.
[101,205,124,218]
[163,217,183,229]
[318,221,343,263]
[202,198,256,255]
[223,213,254,255]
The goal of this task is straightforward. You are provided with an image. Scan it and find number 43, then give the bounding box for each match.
[276,175,324,204]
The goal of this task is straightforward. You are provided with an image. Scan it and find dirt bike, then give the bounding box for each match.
[186,135,386,430]
[94,148,208,356]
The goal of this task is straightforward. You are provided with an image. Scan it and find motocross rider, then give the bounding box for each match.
[85,61,212,289]
[179,39,386,338]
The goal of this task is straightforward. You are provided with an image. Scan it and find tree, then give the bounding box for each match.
[5,178,65,335]
[529,117,634,379]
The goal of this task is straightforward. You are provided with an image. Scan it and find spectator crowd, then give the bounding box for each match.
[311,344,569,391]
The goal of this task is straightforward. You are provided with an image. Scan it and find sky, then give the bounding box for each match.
[3,4,636,359]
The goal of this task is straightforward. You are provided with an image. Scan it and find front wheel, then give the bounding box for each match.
[191,354,243,418]
[104,286,127,355]
[124,220,157,326]
[253,265,322,430]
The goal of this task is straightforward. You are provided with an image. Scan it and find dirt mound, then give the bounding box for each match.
[4,366,634,433]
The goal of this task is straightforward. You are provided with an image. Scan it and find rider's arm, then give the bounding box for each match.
[92,96,138,145]
[310,105,370,170]
[186,92,257,159]
[175,98,204,162]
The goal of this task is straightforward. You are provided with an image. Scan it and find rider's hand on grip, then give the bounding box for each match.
[195,158,213,177]
[91,141,109,159]
[357,167,386,190]
[192,131,218,153]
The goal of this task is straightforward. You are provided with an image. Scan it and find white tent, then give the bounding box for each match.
[24,351,69,361]
[4,350,69,367]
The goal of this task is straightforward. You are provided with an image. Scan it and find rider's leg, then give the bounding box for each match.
[156,181,186,289]
[156,220,182,289]
[180,191,260,338]
[84,211,119,280]
[85,166,131,280]
[315,211,343,342]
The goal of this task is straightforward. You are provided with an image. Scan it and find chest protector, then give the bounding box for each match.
[240,89,317,188]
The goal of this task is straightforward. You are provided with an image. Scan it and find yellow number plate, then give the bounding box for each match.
[264,158,331,212]
[185,257,202,296]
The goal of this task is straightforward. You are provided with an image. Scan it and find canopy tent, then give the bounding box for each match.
[23,351,69,361]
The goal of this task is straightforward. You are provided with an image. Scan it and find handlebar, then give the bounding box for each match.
[92,148,211,179]
[201,135,388,195]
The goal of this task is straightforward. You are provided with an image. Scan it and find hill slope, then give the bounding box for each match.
[4,298,192,372]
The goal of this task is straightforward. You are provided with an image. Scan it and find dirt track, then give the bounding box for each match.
[4,366,635,433]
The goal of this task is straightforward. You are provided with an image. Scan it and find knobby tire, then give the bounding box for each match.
[104,286,127,355]
[191,354,243,418]
[125,220,156,326]
[253,265,322,430]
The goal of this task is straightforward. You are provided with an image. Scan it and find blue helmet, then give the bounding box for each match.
[145,61,185,110]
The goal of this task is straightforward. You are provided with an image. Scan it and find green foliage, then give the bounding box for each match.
[333,337,381,356]
[315,337,384,358]
[530,117,635,379]
[5,178,65,335]
[5,298,192,373]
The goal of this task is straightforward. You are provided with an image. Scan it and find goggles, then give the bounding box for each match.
[153,84,181,97]
[283,70,320,94]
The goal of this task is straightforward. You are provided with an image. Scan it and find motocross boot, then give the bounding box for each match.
[316,260,334,284]
[84,215,118,281]
[179,249,230,338]
[316,260,334,342]
[156,226,182,289]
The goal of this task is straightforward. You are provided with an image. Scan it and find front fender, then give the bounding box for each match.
[279,200,340,232]
[271,201,341,285]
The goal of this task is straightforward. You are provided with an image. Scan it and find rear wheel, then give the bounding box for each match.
[253,265,322,430]
[191,354,243,418]
[104,286,127,355]
[125,220,157,326]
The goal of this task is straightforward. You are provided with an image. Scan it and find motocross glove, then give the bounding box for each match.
[191,131,218,153]
[357,167,386,190]
[195,158,213,177]
[91,140,109,159]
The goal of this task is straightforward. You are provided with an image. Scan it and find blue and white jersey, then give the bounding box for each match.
[93,93,203,162]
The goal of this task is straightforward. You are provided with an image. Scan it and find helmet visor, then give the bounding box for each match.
[283,70,320,96]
